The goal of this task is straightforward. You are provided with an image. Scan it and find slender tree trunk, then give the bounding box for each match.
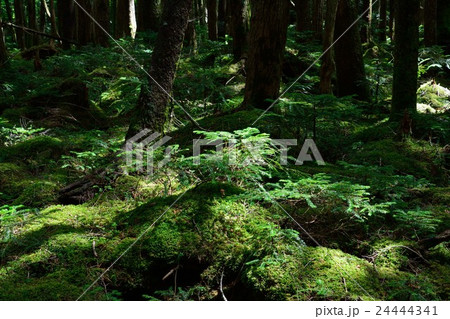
[76,0,93,45]
[0,1,9,64]
[378,0,387,42]
[227,0,248,60]
[206,0,218,40]
[93,0,110,47]
[39,0,46,34]
[437,0,450,51]
[217,0,226,38]
[294,0,312,32]
[4,0,13,21]
[14,0,26,49]
[243,0,290,109]
[389,0,394,39]
[27,0,39,46]
[390,0,419,122]
[58,0,75,49]
[127,0,193,136]
[424,0,437,46]
[137,0,160,32]
[116,0,137,39]
[312,0,324,39]
[319,0,339,94]
[185,8,198,53]
[334,0,370,101]
[49,0,59,39]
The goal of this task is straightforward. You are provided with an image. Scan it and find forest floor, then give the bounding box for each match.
[0,29,449,300]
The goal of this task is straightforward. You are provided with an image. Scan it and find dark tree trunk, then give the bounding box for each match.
[319,0,339,94]
[27,0,39,46]
[217,0,226,38]
[137,0,160,32]
[206,0,218,40]
[227,0,248,60]
[39,0,46,34]
[360,0,370,43]
[378,0,387,42]
[76,0,93,45]
[14,0,26,49]
[294,0,312,32]
[243,0,290,109]
[93,0,110,47]
[424,0,437,46]
[437,0,450,51]
[116,0,137,39]
[127,0,193,136]
[58,0,75,49]
[49,0,59,40]
[312,0,324,39]
[4,0,13,21]
[0,1,8,64]
[334,0,370,101]
[389,0,394,39]
[185,9,198,53]
[390,0,419,122]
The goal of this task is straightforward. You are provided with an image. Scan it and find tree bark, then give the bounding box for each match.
[116,0,137,39]
[137,0,160,33]
[76,0,93,45]
[424,0,437,46]
[378,0,387,42]
[319,0,339,94]
[27,0,39,46]
[389,0,394,40]
[312,0,324,39]
[437,0,450,51]
[227,0,248,60]
[217,0,226,39]
[93,0,110,47]
[127,0,193,136]
[334,0,370,101]
[58,0,76,49]
[206,0,218,40]
[14,0,26,49]
[0,1,8,64]
[243,0,290,109]
[294,0,312,32]
[390,0,419,122]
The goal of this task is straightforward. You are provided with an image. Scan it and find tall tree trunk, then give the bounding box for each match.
[185,8,198,53]
[217,0,226,38]
[76,0,93,45]
[227,0,248,60]
[312,0,324,39]
[0,1,8,64]
[243,0,290,109]
[334,0,370,101]
[319,0,339,94]
[49,0,59,39]
[116,0,137,39]
[93,0,110,47]
[390,0,419,122]
[27,0,39,46]
[294,0,312,32]
[206,0,218,40]
[127,0,193,136]
[14,0,26,49]
[39,0,46,34]
[137,0,160,32]
[437,0,450,52]
[58,0,75,49]
[424,0,437,46]
[378,0,387,42]
[389,0,394,39]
